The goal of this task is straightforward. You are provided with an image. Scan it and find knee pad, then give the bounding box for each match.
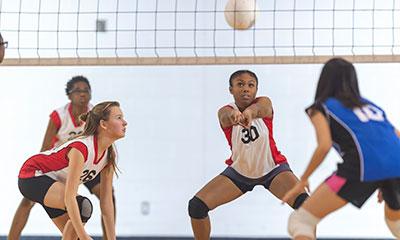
[288,208,319,239]
[188,196,209,219]
[385,218,400,238]
[76,195,93,223]
[293,192,309,209]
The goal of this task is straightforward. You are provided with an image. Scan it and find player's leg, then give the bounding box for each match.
[42,181,75,238]
[45,183,93,239]
[381,179,400,238]
[384,204,400,238]
[85,174,116,240]
[288,174,377,240]
[62,219,78,240]
[7,197,35,240]
[189,168,246,240]
[288,182,347,240]
[267,164,308,209]
[18,176,74,237]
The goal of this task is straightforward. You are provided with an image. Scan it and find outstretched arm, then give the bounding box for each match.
[65,148,91,240]
[100,165,116,240]
[41,118,58,151]
[299,111,332,182]
[241,97,273,128]
[282,111,332,203]
[218,97,273,129]
[218,106,242,129]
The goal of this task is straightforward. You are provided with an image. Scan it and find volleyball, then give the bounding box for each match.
[224,0,258,30]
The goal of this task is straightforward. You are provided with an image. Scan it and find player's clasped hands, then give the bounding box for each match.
[229,109,253,129]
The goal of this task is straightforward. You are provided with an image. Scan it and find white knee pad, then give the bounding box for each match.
[385,218,400,238]
[288,208,320,239]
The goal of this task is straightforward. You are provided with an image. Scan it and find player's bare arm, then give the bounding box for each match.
[241,97,273,128]
[218,106,243,129]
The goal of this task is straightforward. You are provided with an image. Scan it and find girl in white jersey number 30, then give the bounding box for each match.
[188,70,309,240]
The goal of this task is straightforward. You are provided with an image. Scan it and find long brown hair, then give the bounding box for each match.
[80,101,120,174]
[315,58,364,108]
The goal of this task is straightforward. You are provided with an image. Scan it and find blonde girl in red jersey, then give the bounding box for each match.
[18,101,127,240]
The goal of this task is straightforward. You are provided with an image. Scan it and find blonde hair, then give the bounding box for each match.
[80,101,120,174]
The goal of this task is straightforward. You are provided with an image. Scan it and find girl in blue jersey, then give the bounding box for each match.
[282,58,400,239]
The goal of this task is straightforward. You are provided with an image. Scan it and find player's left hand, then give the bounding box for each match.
[240,109,253,128]
[281,180,309,204]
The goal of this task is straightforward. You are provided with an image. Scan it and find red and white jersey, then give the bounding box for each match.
[222,102,287,178]
[19,135,109,184]
[50,103,92,147]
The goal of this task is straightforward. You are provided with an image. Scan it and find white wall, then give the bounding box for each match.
[0,63,399,238]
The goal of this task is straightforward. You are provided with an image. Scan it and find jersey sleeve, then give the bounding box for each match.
[305,102,327,118]
[49,110,61,131]
[67,141,89,162]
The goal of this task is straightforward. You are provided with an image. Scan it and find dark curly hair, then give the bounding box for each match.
[65,75,91,95]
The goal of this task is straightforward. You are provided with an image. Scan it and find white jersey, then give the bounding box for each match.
[19,135,109,184]
[222,103,287,178]
[50,103,92,147]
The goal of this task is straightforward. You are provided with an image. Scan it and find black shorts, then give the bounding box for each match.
[18,176,67,218]
[83,174,100,193]
[220,163,292,193]
[325,173,400,209]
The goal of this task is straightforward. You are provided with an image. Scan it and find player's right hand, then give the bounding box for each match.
[230,109,243,126]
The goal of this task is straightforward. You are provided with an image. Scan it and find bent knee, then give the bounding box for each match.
[292,192,309,209]
[288,208,319,239]
[76,196,93,223]
[188,196,209,219]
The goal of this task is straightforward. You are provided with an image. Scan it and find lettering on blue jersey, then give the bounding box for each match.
[353,104,384,122]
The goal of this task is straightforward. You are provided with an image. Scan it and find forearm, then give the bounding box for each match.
[301,146,329,181]
[101,200,116,239]
[220,111,234,125]
[40,134,54,151]
[218,107,240,128]
[65,196,89,239]
[245,97,272,119]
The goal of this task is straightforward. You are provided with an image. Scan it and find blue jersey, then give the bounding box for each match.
[309,97,400,182]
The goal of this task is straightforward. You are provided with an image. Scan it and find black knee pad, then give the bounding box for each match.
[292,192,309,209]
[188,196,209,219]
[76,195,93,223]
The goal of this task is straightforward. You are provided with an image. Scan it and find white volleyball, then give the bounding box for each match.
[224,0,258,30]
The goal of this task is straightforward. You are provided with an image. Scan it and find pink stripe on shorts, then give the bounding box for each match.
[325,173,347,193]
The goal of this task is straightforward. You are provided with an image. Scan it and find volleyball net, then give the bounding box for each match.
[1,0,400,65]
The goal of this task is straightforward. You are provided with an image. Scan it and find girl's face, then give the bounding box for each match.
[102,106,127,140]
[229,73,258,109]
[68,81,91,107]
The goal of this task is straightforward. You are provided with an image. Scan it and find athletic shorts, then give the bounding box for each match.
[18,176,67,218]
[83,173,100,193]
[220,163,292,193]
[325,172,400,209]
